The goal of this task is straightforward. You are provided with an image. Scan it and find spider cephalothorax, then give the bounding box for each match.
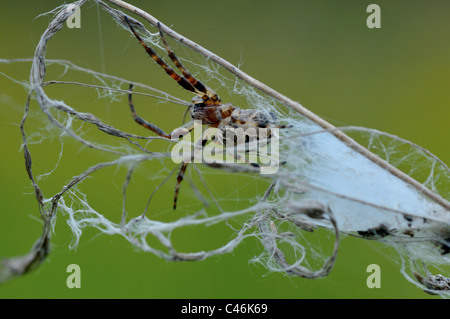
[124,16,285,209]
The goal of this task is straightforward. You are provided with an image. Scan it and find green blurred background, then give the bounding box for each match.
[0,0,449,299]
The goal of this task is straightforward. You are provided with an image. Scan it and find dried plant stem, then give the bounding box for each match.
[103,0,450,212]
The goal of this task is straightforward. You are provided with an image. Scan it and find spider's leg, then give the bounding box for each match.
[128,84,171,139]
[157,23,213,98]
[124,17,197,94]
[172,133,208,210]
[173,161,189,210]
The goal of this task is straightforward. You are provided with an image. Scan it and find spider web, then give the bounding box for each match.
[1,0,449,296]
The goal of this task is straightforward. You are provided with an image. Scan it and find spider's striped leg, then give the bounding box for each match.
[124,17,197,95]
[173,161,189,210]
[157,23,218,100]
[128,84,171,139]
[173,136,210,210]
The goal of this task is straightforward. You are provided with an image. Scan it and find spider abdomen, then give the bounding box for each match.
[228,108,277,129]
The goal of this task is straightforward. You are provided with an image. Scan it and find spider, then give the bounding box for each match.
[124,16,287,209]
